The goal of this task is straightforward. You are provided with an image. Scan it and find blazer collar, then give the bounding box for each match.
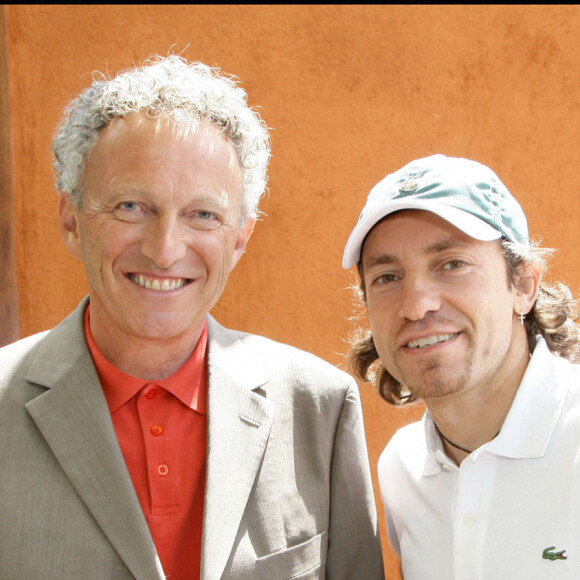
[205,314,270,389]
[24,297,165,580]
[201,315,275,579]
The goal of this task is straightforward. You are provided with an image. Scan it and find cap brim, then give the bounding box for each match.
[342,199,502,268]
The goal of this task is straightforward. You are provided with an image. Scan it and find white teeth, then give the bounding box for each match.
[131,275,187,291]
[406,334,457,349]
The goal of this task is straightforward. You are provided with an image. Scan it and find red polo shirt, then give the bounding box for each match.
[84,307,207,579]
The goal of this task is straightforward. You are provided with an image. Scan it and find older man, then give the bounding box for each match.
[343,154,580,579]
[0,56,383,580]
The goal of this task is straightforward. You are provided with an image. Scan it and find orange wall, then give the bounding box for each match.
[5,5,580,576]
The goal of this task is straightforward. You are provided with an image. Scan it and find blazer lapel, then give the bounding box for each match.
[24,299,165,580]
[201,317,275,580]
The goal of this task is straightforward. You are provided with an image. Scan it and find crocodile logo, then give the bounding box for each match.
[542,546,568,561]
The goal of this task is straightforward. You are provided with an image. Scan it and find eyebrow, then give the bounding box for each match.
[364,238,469,269]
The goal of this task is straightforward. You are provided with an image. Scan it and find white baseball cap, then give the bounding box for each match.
[342,154,529,268]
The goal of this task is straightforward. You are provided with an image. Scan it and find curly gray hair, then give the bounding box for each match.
[52,55,271,221]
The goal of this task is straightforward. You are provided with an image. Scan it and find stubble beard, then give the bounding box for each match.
[395,350,474,401]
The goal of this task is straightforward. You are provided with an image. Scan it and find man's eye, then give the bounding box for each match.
[113,201,147,222]
[374,273,400,285]
[118,201,139,211]
[189,210,221,230]
[442,260,464,270]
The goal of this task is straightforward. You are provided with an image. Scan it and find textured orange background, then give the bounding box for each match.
[5,5,580,577]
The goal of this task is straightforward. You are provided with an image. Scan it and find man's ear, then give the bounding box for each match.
[230,217,256,271]
[513,263,540,317]
[58,195,83,262]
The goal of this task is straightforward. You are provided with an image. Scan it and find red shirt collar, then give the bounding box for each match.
[84,304,208,415]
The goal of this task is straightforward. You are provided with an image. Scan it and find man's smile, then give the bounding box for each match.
[127,273,191,291]
[405,333,459,349]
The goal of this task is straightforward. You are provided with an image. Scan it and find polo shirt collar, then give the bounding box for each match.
[423,415,453,475]
[84,305,208,416]
[485,337,566,460]
[423,337,567,475]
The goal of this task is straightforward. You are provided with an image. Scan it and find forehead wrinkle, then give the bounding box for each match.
[425,237,471,254]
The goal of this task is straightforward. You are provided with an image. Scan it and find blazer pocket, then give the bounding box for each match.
[256,531,327,580]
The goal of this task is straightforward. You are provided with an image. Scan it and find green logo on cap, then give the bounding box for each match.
[399,178,419,192]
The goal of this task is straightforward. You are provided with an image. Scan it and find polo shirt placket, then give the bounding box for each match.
[139,384,181,516]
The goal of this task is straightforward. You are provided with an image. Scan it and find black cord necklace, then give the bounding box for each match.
[435,424,501,455]
[436,426,473,454]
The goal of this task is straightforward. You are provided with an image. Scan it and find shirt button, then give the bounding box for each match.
[157,464,169,477]
[144,388,158,400]
[150,425,163,437]
[463,514,476,527]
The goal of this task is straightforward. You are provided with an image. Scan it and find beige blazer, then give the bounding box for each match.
[0,298,384,579]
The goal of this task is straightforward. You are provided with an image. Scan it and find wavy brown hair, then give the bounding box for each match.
[347,239,580,406]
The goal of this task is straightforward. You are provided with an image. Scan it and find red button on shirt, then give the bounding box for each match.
[150,425,163,437]
[84,305,207,580]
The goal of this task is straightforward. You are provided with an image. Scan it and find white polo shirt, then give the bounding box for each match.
[378,338,580,579]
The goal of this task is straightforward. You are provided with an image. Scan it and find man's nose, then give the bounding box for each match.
[397,276,442,321]
[141,215,187,269]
